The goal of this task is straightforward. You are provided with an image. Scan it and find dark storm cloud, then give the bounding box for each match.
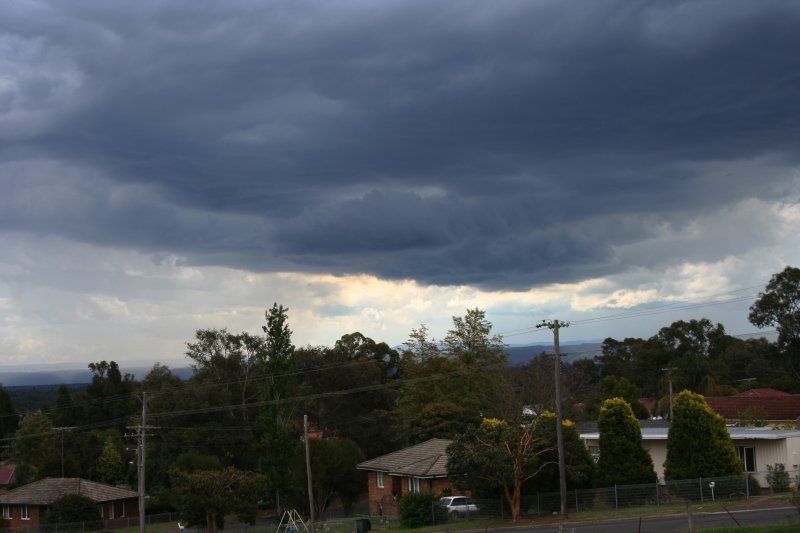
[2,0,799,289]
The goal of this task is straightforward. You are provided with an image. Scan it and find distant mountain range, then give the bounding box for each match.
[506,342,602,365]
[0,343,603,387]
[0,360,194,387]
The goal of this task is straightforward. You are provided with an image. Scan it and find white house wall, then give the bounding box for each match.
[581,433,800,488]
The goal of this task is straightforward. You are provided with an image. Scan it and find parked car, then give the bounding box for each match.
[439,496,479,518]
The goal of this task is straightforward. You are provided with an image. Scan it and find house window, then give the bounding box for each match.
[21,506,30,520]
[589,445,600,464]
[376,472,384,488]
[408,477,421,493]
[2,505,10,518]
[737,446,756,472]
[120,502,125,518]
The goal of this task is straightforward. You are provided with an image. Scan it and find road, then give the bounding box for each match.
[498,505,800,532]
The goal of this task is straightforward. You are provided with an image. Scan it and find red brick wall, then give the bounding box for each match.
[1,504,42,529]
[365,472,466,518]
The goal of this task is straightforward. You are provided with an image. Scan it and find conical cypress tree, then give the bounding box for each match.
[597,397,657,486]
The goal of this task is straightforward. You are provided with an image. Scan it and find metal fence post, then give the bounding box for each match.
[699,477,703,502]
[745,474,750,499]
[655,483,660,507]
[574,489,578,513]
[614,485,618,509]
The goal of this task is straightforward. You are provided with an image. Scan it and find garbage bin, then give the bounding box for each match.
[355,518,372,533]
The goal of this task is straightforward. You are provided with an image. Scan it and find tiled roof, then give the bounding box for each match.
[580,427,800,441]
[0,467,15,486]
[705,395,800,421]
[735,388,791,398]
[0,478,138,506]
[357,438,452,478]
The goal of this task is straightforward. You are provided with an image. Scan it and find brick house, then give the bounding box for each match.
[0,478,139,530]
[356,438,467,518]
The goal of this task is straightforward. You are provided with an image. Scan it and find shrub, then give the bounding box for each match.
[766,463,791,492]
[791,485,800,508]
[397,492,437,528]
[43,494,101,527]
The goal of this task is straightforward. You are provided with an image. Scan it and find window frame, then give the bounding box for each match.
[2,505,10,519]
[21,505,30,520]
[736,446,757,472]
[376,471,384,489]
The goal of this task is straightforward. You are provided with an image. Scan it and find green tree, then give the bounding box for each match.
[84,361,138,430]
[259,303,298,514]
[183,329,266,470]
[0,384,18,440]
[394,310,509,444]
[97,437,125,485]
[585,376,650,420]
[447,417,552,522]
[527,412,595,495]
[302,336,396,458]
[664,390,741,480]
[6,410,57,483]
[443,308,506,366]
[596,398,656,487]
[43,494,101,525]
[393,325,472,444]
[749,266,800,375]
[170,467,266,533]
[141,363,183,393]
[51,385,78,428]
[284,438,365,518]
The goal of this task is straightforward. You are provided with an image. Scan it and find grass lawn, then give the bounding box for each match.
[107,495,796,533]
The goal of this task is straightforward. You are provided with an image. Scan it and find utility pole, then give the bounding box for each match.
[537,319,568,518]
[138,392,147,533]
[661,368,677,420]
[53,427,76,477]
[304,414,315,525]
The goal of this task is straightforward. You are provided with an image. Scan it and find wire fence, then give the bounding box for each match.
[0,511,181,533]
[413,470,798,525]
[516,471,796,518]
[2,471,797,532]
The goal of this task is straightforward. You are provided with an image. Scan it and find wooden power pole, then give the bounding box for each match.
[304,414,315,525]
[138,392,147,533]
[538,319,569,518]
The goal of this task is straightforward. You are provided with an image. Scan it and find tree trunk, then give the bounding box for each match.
[208,512,218,533]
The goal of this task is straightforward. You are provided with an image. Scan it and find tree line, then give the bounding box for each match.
[0,266,796,527]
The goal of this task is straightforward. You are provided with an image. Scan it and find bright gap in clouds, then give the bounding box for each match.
[1,195,798,367]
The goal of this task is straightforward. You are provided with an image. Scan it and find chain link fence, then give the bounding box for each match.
[516,470,798,518]
[0,511,181,533]
[408,469,798,525]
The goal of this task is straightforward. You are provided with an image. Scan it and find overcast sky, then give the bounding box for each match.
[1,0,799,368]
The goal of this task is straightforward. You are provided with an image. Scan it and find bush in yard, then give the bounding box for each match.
[791,485,800,508]
[766,463,791,492]
[397,491,437,528]
[43,494,101,526]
